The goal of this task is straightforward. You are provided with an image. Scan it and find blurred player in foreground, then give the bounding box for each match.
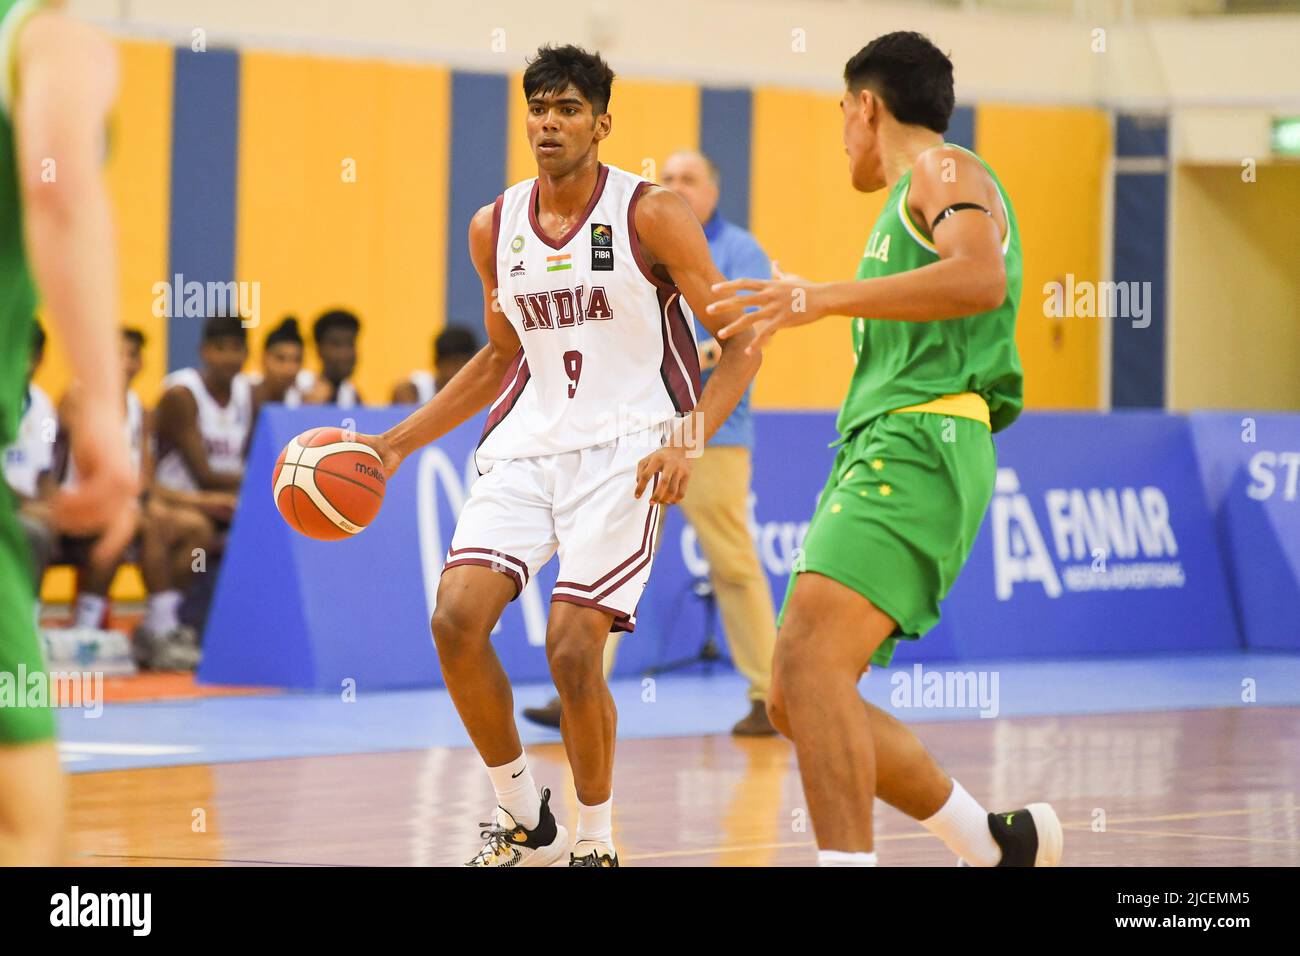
[0,0,137,864]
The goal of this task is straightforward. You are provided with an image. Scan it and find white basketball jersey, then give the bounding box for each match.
[477,163,701,468]
[154,368,253,492]
[409,369,436,405]
[64,390,144,487]
[296,368,358,408]
[244,370,303,408]
[3,384,55,498]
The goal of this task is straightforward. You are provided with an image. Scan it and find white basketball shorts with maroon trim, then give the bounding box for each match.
[443,421,672,632]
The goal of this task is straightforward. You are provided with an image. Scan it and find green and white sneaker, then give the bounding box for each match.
[960,803,1063,867]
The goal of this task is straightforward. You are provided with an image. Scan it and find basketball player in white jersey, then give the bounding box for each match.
[391,325,478,405]
[298,309,362,407]
[359,45,760,867]
[147,314,253,667]
[51,328,147,627]
[246,316,306,409]
[4,324,57,513]
[53,328,212,658]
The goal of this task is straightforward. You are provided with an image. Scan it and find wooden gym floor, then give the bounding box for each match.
[67,705,1300,866]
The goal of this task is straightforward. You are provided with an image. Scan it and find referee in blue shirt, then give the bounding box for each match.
[524,150,779,736]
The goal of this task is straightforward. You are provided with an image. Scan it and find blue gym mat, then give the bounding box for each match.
[56,651,1300,773]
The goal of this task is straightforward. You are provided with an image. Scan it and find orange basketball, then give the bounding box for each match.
[272,427,386,541]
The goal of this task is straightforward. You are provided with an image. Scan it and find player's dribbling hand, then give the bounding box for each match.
[635,446,692,505]
[708,263,827,355]
[355,433,403,478]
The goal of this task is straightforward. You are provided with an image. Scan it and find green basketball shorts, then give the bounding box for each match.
[778,411,996,667]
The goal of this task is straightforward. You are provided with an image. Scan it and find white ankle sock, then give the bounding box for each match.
[145,590,182,633]
[818,850,877,866]
[486,753,539,829]
[576,795,613,846]
[75,593,108,630]
[920,779,1002,866]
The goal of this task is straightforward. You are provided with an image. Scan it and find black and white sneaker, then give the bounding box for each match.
[961,802,1063,867]
[466,787,569,867]
[569,840,619,867]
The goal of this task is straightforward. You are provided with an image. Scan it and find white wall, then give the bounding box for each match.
[69,0,1300,108]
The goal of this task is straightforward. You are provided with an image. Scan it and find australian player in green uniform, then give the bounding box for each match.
[710,32,1062,867]
[0,0,136,864]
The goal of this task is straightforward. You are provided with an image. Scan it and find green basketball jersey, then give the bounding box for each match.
[836,144,1024,438]
[0,0,44,448]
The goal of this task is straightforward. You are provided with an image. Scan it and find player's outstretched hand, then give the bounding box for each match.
[355,433,403,479]
[708,263,827,355]
[635,446,692,505]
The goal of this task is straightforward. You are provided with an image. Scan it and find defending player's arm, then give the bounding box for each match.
[710,149,1008,352]
[365,202,522,475]
[631,186,761,504]
[15,10,136,545]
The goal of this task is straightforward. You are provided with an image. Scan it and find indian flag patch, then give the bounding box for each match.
[546,253,572,272]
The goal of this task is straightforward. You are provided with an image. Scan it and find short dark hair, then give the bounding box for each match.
[523,44,615,116]
[122,327,146,350]
[843,32,954,134]
[313,309,360,344]
[202,314,247,345]
[435,325,478,362]
[265,316,304,350]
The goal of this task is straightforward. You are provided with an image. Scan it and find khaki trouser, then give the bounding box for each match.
[602,445,776,702]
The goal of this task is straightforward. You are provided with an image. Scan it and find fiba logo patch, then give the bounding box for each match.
[590,222,613,271]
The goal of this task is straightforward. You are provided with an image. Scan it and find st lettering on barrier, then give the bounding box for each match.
[1189,412,1300,651]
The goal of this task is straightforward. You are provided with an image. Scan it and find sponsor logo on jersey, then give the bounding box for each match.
[546,253,572,273]
[991,467,1185,599]
[510,261,526,277]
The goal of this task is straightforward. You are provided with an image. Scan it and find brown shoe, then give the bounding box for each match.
[731,699,777,736]
[522,695,563,729]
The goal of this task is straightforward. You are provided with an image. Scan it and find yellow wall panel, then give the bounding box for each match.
[235,52,449,404]
[976,104,1109,410]
[506,72,698,187]
[748,87,882,410]
[1170,164,1300,410]
[34,38,173,408]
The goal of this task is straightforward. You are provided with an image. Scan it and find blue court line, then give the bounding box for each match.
[56,652,1300,774]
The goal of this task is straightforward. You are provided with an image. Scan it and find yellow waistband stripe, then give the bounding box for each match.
[888,392,990,428]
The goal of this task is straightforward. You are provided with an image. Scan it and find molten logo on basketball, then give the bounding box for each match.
[272,427,386,541]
